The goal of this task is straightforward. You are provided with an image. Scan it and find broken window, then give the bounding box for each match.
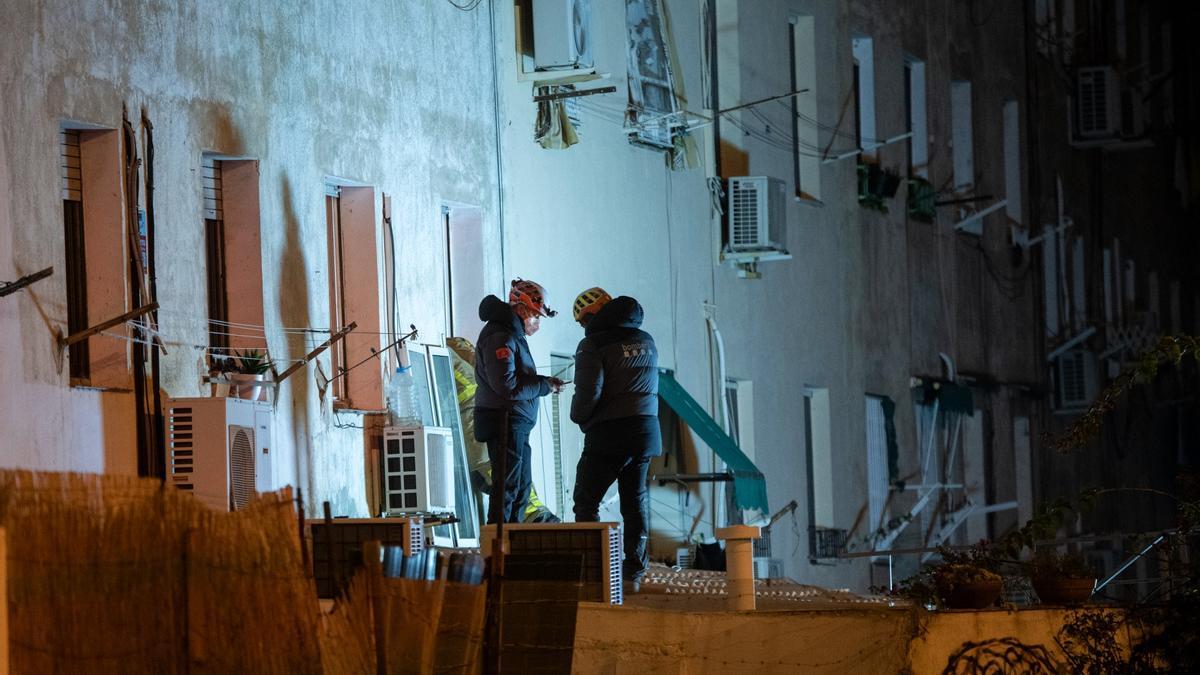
[625,0,679,149]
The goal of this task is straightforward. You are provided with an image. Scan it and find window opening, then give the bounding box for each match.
[61,129,89,380]
[203,157,228,356]
[325,186,348,401]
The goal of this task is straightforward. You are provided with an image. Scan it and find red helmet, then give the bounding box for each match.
[509,279,557,317]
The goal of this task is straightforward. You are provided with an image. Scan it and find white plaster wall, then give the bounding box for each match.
[0,0,502,516]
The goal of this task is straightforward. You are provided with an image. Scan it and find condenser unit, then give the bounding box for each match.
[727,176,788,253]
[482,522,623,604]
[164,397,273,511]
[532,0,593,71]
[381,426,455,515]
[1056,350,1099,411]
[1074,67,1119,139]
[307,516,424,598]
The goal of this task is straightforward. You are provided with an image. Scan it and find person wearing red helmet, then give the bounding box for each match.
[473,279,564,523]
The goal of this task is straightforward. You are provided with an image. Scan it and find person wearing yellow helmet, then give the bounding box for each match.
[474,279,564,524]
[569,287,659,593]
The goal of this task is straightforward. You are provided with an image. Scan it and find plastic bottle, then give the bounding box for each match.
[388,365,423,427]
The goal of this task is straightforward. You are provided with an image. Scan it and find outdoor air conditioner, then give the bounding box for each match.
[1056,350,1099,410]
[307,516,425,598]
[482,522,623,604]
[381,425,455,515]
[727,176,788,253]
[532,0,593,71]
[164,397,274,511]
[1074,67,1119,139]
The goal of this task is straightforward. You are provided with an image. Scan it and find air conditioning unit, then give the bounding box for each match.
[1075,67,1119,138]
[727,176,788,253]
[165,397,274,511]
[381,426,455,515]
[482,522,623,604]
[307,516,425,598]
[532,0,592,71]
[1056,350,1099,410]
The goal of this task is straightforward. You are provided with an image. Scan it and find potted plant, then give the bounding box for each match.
[857,162,903,213]
[907,176,936,222]
[888,543,1003,610]
[1025,550,1096,605]
[228,349,273,401]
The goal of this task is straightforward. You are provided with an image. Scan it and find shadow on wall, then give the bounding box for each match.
[277,176,316,510]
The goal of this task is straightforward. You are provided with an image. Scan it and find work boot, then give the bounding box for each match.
[623,578,641,596]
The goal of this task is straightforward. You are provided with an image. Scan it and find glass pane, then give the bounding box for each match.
[430,351,479,543]
[406,347,436,426]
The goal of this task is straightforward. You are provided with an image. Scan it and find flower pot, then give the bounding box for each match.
[940,579,1003,609]
[229,373,266,401]
[211,380,231,397]
[1032,577,1095,605]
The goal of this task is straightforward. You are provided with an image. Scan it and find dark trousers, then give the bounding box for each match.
[477,408,534,524]
[572,417,660,582]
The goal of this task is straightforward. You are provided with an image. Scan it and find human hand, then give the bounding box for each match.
[548,377,566,394]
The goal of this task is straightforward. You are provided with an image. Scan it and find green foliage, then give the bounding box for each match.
[234,349,272,375]
[1025,549,1094,580]
[1048,334,1200,453]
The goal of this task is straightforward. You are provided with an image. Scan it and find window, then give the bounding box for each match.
[203,157,228,355]
[626,0,680,149]
[427,345,480,547]
[203,156,264,364]
[790,15,821,200]
[442,205,486,341]
[804,387,833,527]
[61,129,88,380]
[865,395,889,534]
[324,181,383,409]
[904,56,928,177]
[950,81,974,191]
[1002,100,1022,224]
[851,36,876,158]
[60,124,126,388]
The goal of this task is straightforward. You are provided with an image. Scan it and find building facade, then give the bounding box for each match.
[8,0,1187,592]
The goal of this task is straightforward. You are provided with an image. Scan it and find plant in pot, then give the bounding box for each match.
[1025,549,1096,605]
[889,543,1003,610]
[228,349,273,401]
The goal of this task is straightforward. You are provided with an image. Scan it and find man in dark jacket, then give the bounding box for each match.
[569,287,659,590]
[474,279,563,524]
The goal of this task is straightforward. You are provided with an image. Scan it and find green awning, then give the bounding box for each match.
[657,371,769,516]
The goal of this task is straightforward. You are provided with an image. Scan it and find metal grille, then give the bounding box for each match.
[201,156,223,220]
[309,517,424,598]
[1077,68,1114,137]
[497,525,623,604]
[61,130,82,201]
[167,406,194,490]
[606,525,623,605]
[809,527,847,560]
[1059,351,1088,406]
[729,179,761,249]
[228,426,255,510]
[425,431,454,513]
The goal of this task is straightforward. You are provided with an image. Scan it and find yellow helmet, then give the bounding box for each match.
[572,287,612,323]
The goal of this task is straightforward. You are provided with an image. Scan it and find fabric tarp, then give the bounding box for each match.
[912,379,974,416]
[657,371,769,516]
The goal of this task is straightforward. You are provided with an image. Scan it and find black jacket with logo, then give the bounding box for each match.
[570,296,659,441]
[473,295,550,425]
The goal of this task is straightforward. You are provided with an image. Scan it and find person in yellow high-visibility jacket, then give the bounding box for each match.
[447,337,560,523]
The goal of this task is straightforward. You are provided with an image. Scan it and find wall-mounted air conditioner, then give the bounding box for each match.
[532,0,592,71]
[1075,67,1119,139]
[726,176,789,254]
[165,397,273,511]
[482,522,623,604]
[307,516,425,598]
[1056,350,1099,410]
[381,426,455,515]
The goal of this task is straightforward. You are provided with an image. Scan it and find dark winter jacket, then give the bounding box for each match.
[474,295,550,424]
[570,296,659,438]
